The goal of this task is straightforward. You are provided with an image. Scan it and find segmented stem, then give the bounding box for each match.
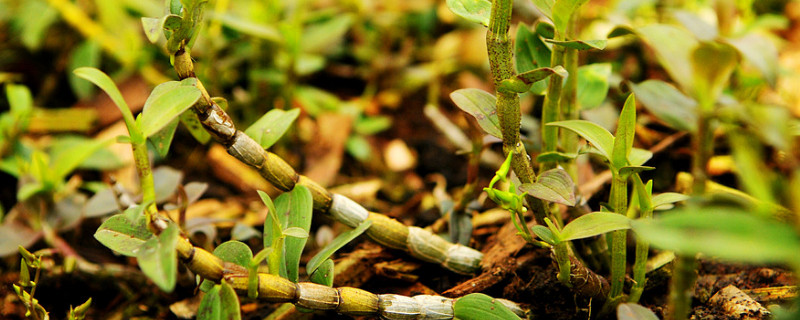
[171,48,483,275]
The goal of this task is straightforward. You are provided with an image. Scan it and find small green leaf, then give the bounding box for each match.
[517,66,567,84]
[446,0,492,27]
[518,168,576,206]
[213,240,253,268]
[629,148,652,167]
[179,109,211,144]
[94,211,153,257]
[577,63,611,110]
[197,282,241,320]
[302,15,354,55]
[629,80,697,132]
[551,0,589,35]
[450,89,501,138]
[285,186,313,283]
[691,41,739,109]
[208,13,281,42]
[141,17,163,43]
[547,120,614,162]
[618,303,659,320]
[619,166,655,178]
[307,220,372,276]
[560,212,631,241]
[283,227,309,239]
[531,225,556,245]
[148,118,179,158]
[73,68,133,130]
[453,293,520,320]
[515,23,540,73]
[546,39,606,50]
[672,10,718,41]
[137,222,179,292]
[535,151,578,163]
[651,193,689,210]
[612,94,636,170]
[139,78,202,138]
[67,40,101,100]
[309,258,334,287]
[631,206,800,265]
[244,109,301,149]
[634,24,698,91]
[51,137,113,181]
[728,33,779,88]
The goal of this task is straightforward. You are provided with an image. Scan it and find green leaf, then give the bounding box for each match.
[141,17,163,43]
[628,148,652,167]
[453,293,520,320]
[285,186,313,283]
[137,222,179,292]
[531,0,555,21]
[450,89,501,138]
[148,118,179,157]
[446,0,492,27]
[672,10,718,41]
[517,66,568,84]
[651,193,689,210]
[51,137,113,181]
[94,211,153,257]
[619,166,655,178]
[535,151,578,163]
[552,0,589,35]
[629,80,697,132]
[302,14,354,55]
[631,207,800,265]
[197,282,241,320]
[618,303,659,320]
[6,84,33,121]
[728,33,779,87]
[634,24,698,91]
[73,68,132,128]
[207,13,281,42]
[691,42,738,109]
[283,227,309,239]
[244,108,301,149]
[612,94,636,170]
[518,168,576,206]
[309,258,334,287]
[179,109,211,144]
[546,39,606,50]
[12,0,58,51]
[259,191,282,248]
[515,23,539,73]
[67,40,101,100]
[307,220,372,276]
[560,212,631,241]
[139,78,202,138]
[531,225,556,245]
[213,241,253,268]
[576,63,611,110]
[547,120,614,162]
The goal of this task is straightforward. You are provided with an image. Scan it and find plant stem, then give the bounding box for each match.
[560,17,580,180]
[486,0,548,225]
[629,174,653,303]
[608,171,628,301]
[541,44,565,172]
[555,241,571,286]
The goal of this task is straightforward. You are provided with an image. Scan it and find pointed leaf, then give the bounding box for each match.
[309,258,334,287]
[141,17,163,43]
[140,78,202,138]
[631,207,800,265]
[285,186,313,283]
[518,66,568,84]
[518,169,576,206]
[560,212,631,241]
[577,63,611,110]
[307,220,372,276]
[535,151,578,163]
[283,227,309,239]
[450,89,501,138]
[629,148,652,166]
[94,212,153,257]
[179,109,211,144]
[453,293,520,320]
[547,120,614,162]
[618,303,659,320]
[51,137,113,181]
[67,40,101,100]
[691,42,738,109]
[445,0,492,27]
[651,193,689,210]
[244,108,300,149]
[672,10,718,41]
[619,166,655,178]
[137,222,178,292]
[635,24,698,91]
[629,80,697,132]
[531,225,556,245]
[728,33,778,87]
[197,282,241,320]
[612,94,637,169]
[73,68,132,126]
[531,0,554,21]
[552,0,589,34]
[546,39,606,50]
